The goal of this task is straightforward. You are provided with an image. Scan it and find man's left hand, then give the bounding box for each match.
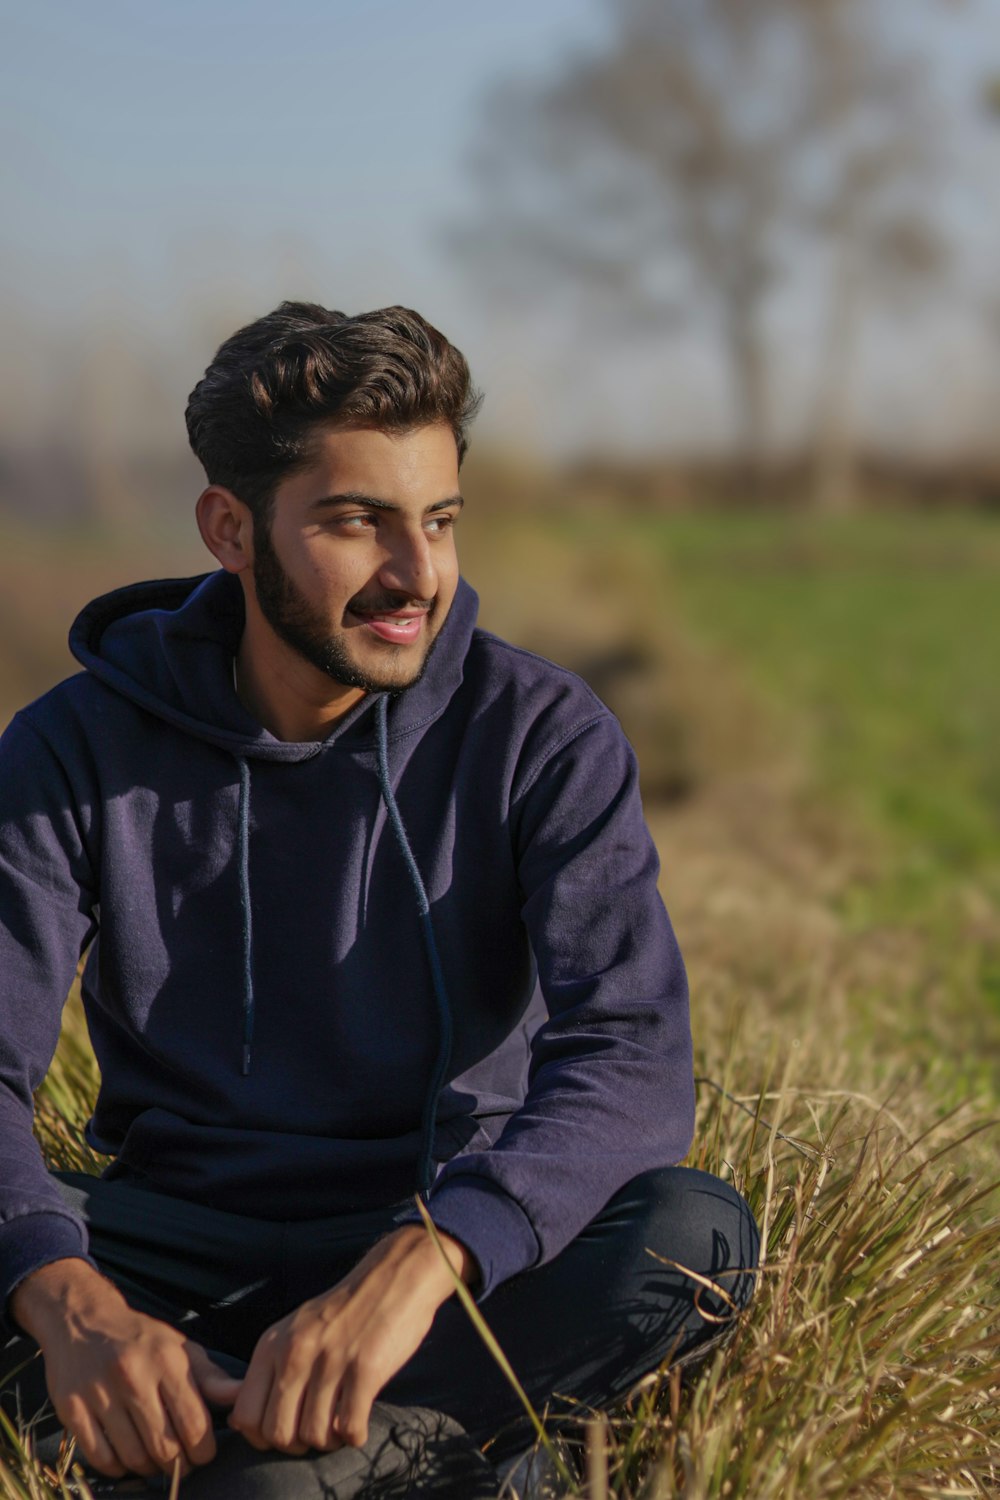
[227,1224,475,1454]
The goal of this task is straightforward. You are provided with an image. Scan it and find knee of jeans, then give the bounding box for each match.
[620,1165,761,1311]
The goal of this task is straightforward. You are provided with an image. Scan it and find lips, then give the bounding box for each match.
[347,606,429,644]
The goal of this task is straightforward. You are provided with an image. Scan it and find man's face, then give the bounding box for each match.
[248,422,462,695]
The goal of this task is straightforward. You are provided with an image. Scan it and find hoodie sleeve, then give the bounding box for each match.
[417,710,695,1298]
[0,712,100,1332]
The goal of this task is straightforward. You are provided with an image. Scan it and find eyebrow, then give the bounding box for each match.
[308,491,464,514]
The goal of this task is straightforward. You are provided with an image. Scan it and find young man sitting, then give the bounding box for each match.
[0,302,759,1496]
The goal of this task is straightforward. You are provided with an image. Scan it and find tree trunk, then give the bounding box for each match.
[812,228,863,514]
[725,296,770,500]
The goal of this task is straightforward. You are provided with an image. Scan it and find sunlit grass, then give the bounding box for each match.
[491,1068,1000,1496]
[646,511,1000,906]
[10,999,999,1497]
[3,505,999,1495]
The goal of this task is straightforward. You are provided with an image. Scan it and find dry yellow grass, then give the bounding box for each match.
[2,502,998,1496]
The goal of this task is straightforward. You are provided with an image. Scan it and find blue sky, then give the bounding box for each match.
[2,0,999,455]
[1,2,607,324]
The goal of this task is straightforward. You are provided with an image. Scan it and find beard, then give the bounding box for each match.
[251,522,441,694]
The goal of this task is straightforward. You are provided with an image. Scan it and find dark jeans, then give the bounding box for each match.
[1,1166,759,1496]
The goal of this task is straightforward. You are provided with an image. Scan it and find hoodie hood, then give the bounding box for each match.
[68,566,476,1144]
[68,569,479,761]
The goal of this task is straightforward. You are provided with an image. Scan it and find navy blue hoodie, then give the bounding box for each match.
[0,570,694,1322]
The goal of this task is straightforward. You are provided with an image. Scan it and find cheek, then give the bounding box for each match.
[436,542,460,594]
[304,552,368,601]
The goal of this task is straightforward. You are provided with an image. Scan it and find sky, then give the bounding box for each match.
[1,2,605,315]
[2,0,999,457]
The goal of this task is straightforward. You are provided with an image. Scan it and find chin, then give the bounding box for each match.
[323,639,436,696]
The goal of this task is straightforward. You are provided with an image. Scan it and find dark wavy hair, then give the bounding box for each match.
[185,301,483,526]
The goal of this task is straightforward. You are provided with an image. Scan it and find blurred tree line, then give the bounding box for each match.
[452,0,999,512]
[2,0,1000,527]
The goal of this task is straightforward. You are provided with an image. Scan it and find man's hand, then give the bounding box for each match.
[227,1225,475,1455]
[10,1259,242,1480]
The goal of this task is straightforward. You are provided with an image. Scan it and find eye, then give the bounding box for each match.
[336,513,377,531]
[425,513,458,534]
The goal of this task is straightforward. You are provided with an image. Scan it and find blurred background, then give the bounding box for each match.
[3,0,999,1087]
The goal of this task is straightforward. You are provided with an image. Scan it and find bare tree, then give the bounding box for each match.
[453,0,945,503]
[799,5,946,509]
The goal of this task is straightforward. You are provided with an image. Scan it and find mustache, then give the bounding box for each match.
[347,592,434,614]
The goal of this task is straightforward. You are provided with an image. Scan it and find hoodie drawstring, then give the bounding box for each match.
[375,694,454,1195]
[232,698,453,1195]
[236,757,255,1077]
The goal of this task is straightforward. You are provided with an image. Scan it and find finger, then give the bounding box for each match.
[228,1408,308,1455]
[188,1342,243,1405]
[192,1360,243,1409]
[228,1357,276,1451]
[297,1368,342,1453]
[331,1367,380,1451]
[159,1413,192,1481]
[124,1389,190,1477]
[99,1402,160,1477]
[228,1332,309,1454]
[261,1367,311,1453]
[163,1366,219,1469]
[59,1398,126,1479]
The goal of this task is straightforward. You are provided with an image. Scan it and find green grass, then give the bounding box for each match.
[649,511,1000,909]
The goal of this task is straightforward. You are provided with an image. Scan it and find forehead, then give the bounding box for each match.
[282,422,460,503]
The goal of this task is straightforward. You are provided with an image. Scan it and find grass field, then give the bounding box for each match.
[2,504,999,1496]
[654,512,1000,914]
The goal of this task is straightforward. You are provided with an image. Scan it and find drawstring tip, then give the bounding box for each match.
[242,1044,251,1076]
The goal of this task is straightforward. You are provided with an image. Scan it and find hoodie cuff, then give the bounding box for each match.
[0,1211,94,1337]
[396,1175,540,1300]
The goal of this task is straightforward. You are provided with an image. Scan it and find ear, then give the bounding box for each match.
[196,485,254,574]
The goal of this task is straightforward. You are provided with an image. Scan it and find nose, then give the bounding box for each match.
[377,525,437,601]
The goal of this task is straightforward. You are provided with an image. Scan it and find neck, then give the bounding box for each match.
[235,614,365,743]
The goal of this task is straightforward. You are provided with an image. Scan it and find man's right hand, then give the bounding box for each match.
[10,1258,243,1480]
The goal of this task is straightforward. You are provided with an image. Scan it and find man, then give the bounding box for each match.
[0,302,758,1496]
